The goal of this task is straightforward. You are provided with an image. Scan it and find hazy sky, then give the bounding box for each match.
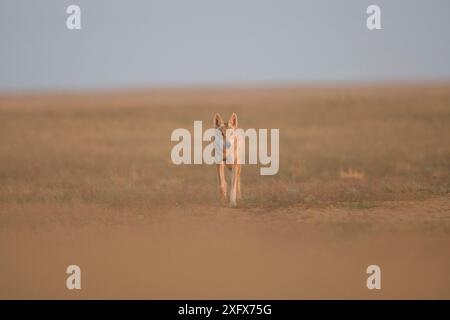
[1,0,450,92]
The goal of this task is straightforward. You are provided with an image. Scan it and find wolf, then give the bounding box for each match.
[213,113,242,207]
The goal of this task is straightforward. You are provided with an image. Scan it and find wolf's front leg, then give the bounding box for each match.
[217,164,227,201]
[236,164,242,200]
[229,166,238,207]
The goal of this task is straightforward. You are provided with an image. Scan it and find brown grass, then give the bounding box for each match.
[0,84,450,298]
[1,85,449,213]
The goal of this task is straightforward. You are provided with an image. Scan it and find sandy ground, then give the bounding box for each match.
[1,198,450,299]
[0,85,449,299]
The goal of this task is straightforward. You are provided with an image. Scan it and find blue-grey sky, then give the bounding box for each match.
[1,0,450,92]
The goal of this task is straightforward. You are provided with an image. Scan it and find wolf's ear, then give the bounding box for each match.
[214,113,224,128]
[229,112,238,128]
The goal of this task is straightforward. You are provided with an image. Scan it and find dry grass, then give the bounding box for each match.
[1,85,449,216]
[1,84,450,299]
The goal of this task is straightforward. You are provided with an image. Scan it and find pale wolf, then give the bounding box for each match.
[214,113,242,207]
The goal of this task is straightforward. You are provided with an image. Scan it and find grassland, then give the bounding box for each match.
[0,84,449,298]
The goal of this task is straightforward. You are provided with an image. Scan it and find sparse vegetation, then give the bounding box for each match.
[1,85,450,299]
[0,85,449,216]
